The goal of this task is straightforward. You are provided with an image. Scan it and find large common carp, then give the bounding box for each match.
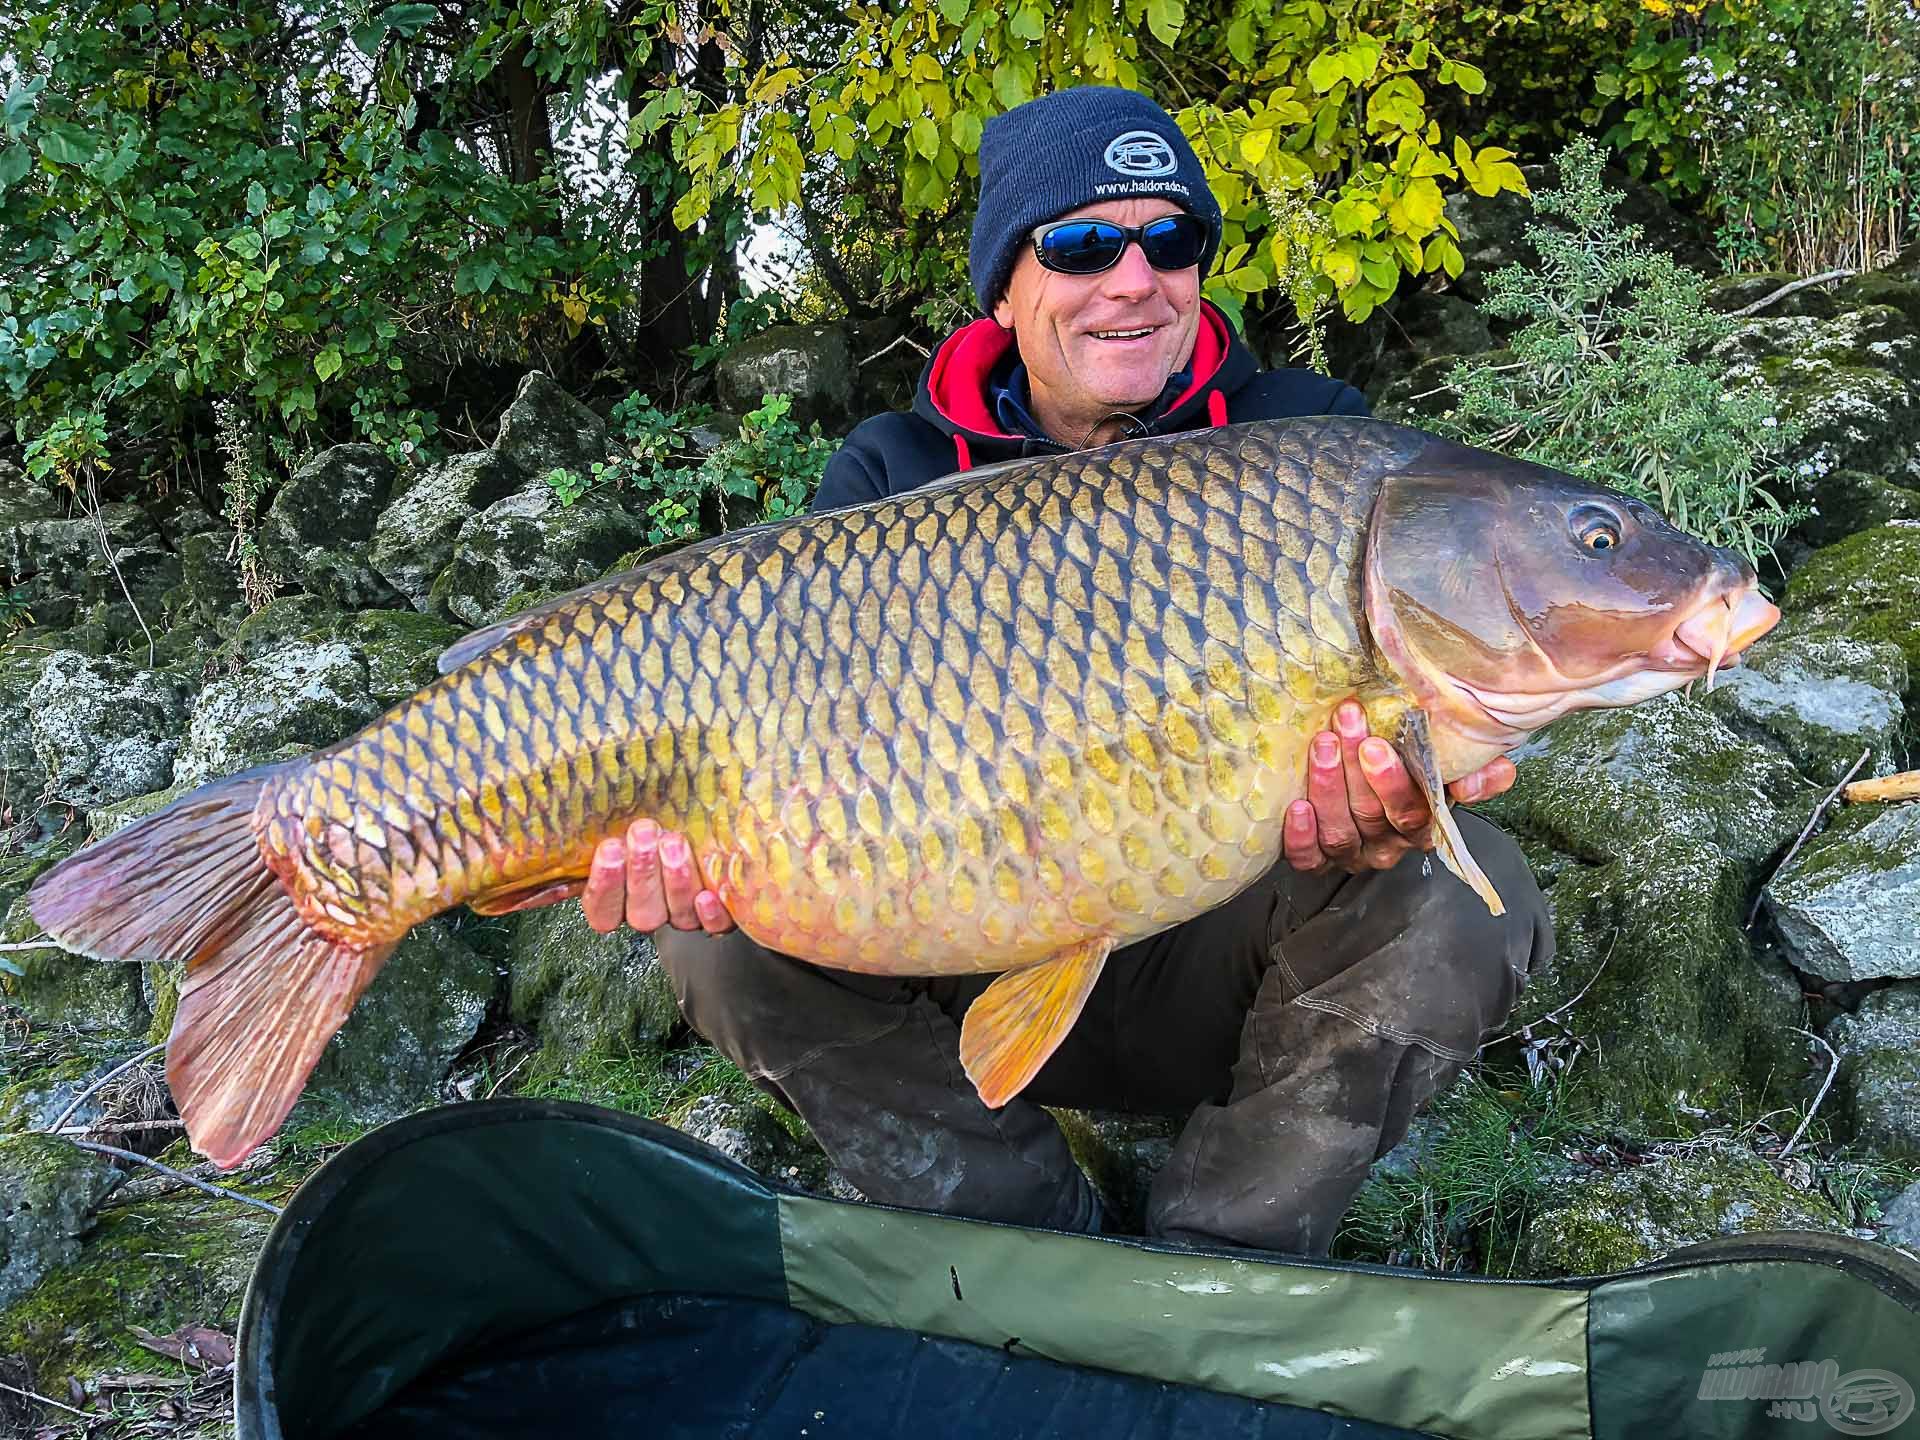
[30,418,1778,1168]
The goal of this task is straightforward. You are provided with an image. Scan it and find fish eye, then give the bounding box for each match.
[1569,503,1623,553]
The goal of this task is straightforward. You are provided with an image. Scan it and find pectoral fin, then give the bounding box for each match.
[959,937,1113,1109]
[1398,710,1506,917]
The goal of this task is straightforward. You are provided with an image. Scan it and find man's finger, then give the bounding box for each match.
[624,819,670,932]
[1333,701,1390,834]
[695,890,735,936]
[1358,737,1433,842]
[658,831,704,929]
[582,838,627,933]
[1305,733,1359,858]
[1449,756,1517,805]
[1282,799,1326,872]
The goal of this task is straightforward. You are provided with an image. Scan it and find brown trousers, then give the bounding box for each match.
[656,811,1551,1254]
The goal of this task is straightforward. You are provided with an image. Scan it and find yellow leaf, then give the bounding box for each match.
[1320,245,1359,288]
[1386,175,1444,234]
[1239,128,1273,166]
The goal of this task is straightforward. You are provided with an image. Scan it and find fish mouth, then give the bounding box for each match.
[1451,583,1781,733]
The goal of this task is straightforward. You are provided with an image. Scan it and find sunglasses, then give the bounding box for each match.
[1030,213,1211,277]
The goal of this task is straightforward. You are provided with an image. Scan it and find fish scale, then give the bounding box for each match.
[250,420,1403,976]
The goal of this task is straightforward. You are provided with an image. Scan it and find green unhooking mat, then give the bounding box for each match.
[235,1101,1920,1440]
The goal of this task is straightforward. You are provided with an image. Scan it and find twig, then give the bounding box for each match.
[859,333,931,367]
[1845,768,1920,805]
[1748,748,1871,927]
[1780,1028,1840,1160]
[1727,268,1856,319]
[55,1118,185,1136]
[485,1051,531,1099]
[0,1378,91,1417]
[1484,933,1618,1046]
[82,471,156,668]
[69,1141,283,1216]
[41,1041,166,1135]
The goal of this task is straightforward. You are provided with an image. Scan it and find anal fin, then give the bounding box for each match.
[1397,710,1505,917]
[959,937,1112,1109]
[468,877,588,915]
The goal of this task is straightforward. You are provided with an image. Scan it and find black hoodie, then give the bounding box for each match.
[812,302,1369,513]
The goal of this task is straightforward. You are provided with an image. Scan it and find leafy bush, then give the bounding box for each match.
[543,393,835,545]
[1427,138,1806,567]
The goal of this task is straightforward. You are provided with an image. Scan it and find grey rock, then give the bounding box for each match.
[509,905,682,1064]
[715,323,855,426]
[0,877,147,1035]
[0,1135,125,1310]
[172,639,380,787]
[1826,985,1920,1160]
[304,919,495,1124]
[175,530,246,629]
[1879,1179,1920,1252]
[673,1094,826,1188]
[1794,469,1920,549]
[0,646,53,816]
[1768,807,1920,982]
[259,444,403,609]
[14,504,175,629]
[434,488,648,627]
[27,651,186,807]
[369,450,524,608]
[492,372,609,482]
[1777,523,1920,708]
[1704,632,1908,786]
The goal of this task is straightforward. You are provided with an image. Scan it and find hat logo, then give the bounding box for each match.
[1104,130,1177,178]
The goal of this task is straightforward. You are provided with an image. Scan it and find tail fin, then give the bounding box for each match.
[28,765,395,1169]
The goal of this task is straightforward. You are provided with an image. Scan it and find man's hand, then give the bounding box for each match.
[581,818,736,936]
[1282,699,1516,875]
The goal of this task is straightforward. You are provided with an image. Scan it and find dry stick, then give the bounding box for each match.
[1781,1028,1840,1161]
[1845,769,1920,805]
[70,1141,283,1217]
[55,1118,185,1136]
[1726,268,1857,319]
[1484,933,1618,1048]
[1747,749,1872,928]
[82,471,156,668]
[0,1377,92,1418]
[858,332,931,368]
[41,1040,167,1135]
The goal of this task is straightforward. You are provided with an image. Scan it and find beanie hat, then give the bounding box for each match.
[969,86,1223,314]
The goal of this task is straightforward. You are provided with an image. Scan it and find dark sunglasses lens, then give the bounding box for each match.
[1139,215,1208,269]
[1037,222,1126,273]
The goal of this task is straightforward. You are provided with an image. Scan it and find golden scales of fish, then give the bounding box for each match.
[29,417,1780,1168]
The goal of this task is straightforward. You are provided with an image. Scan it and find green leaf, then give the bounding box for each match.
[1226,15,1255,67]
[38,125,92,166]
[910,115,940,161]
[939,0,969,21]
[1009,4,1043,41]
[992,61,1030,110]
[1448,61,1486,96]
[226,231,263,261]
[0,955,20,977]
[0,144,28,191]
[952,109,983,155]
[314,346,344,382]
[246,181,267,216]
[1145,0,1183,45]
[1306,51,1345,94]
[380,3,438,39]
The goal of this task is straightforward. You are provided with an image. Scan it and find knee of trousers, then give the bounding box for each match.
[652,925,913,1085]
[1422,811,1555,1010]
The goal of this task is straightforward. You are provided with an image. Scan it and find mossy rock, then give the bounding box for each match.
[1780,523,1920,708]
[1519,1139,1847,1278]
[1703,632,1909,787]
[0,1154,276,1394]
[1,890,148,1037]
[508,906,682,1070]
[1479,696,1816,1126]
[0,1134,125,1310]
[1826,985,1920,1162]
[304,918,496,1126]
[217,594,347,668]
[323,608,463,704]
[1795,469,1920,551]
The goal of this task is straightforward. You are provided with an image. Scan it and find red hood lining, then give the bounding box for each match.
[926,303,1232,439]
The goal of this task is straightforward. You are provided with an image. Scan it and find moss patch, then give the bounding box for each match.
[1782,523,1920,707]
[507,906,682,1069]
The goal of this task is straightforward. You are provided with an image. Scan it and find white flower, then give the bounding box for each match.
[1761,416,1778,428]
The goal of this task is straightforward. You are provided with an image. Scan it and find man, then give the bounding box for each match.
[580,87,1551,1254]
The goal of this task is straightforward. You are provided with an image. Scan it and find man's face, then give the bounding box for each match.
[992,197,1203,437]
